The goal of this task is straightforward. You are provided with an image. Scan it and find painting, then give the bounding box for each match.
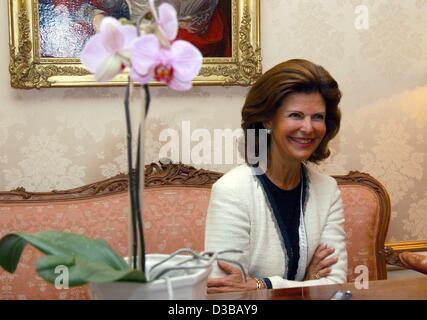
[38,0,232,58]
[9,0,261,89]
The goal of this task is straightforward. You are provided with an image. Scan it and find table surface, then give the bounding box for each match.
[207,276,427,300]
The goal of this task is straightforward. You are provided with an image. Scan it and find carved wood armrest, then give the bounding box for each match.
[383,246,405,268]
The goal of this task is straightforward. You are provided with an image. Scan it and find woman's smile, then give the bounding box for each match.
[288,136,317,148]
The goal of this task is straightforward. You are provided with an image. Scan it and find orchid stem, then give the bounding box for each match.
[135,126,145,273]
[134,84,150,273]
[124,78,138,270]
[126,2,150,273]
[143,84,150,116]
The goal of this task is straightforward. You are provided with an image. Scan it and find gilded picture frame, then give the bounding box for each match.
[8,0,261,89]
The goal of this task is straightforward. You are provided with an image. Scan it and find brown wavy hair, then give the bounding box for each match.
[241,59,342,164]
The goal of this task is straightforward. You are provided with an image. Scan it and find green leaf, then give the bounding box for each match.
[0,232,146,287]
[0,234,28,273]
[119,270,147,283]
[36,255,87,287]
[36,255,146,285]
[74,256,146,283]
[22,232,128,270]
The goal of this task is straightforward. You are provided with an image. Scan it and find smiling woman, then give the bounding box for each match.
[204,59,346,293]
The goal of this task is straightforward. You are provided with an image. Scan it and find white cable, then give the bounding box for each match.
[165,276,174,300]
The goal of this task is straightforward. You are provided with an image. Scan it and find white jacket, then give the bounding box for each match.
[204,164,348,288]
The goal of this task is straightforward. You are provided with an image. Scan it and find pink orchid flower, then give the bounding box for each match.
[81,17,137,82]
[149,0,178,42]
[130,0,203,91]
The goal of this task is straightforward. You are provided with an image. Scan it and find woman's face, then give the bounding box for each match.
[265,91,327,164]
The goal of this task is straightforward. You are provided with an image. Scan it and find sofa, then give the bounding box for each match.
[0,161,391,299]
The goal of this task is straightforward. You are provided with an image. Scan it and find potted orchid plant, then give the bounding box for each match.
[0,0,242,300]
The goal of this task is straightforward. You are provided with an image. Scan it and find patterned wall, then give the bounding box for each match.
[1,1,427,242]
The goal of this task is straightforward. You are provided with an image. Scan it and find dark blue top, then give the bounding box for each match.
[256,169,308,283]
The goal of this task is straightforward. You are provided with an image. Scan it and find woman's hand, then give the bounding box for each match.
[305,244,339,280]
[207,261,261,294]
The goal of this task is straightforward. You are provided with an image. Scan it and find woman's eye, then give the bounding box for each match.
[313,114,325,121]
[288,113,303,119]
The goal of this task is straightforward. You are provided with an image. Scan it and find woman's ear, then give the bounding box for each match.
[262,120,272,130]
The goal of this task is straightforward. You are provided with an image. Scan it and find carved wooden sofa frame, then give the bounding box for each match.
[0,162,394,299]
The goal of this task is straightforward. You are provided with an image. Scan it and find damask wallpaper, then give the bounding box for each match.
[1,0,427,243]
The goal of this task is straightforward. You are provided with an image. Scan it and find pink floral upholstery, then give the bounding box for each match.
[144,187,211,253]
[0,193,129,300]
[340,185,382,281]
[0,187,211,300]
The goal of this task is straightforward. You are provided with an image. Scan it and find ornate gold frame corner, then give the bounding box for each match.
[8,0,261,89]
